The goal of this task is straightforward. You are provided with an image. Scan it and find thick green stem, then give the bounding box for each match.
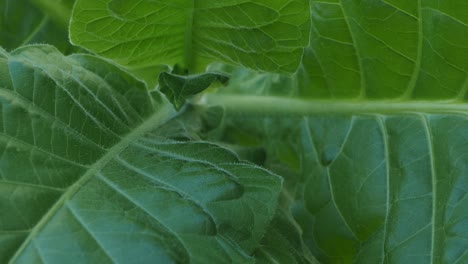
[31,0,72,30]
[203,94,468,115]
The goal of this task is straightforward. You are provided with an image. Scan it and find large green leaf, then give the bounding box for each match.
[69,0,310,74]
[0,0,75,52]
[214,111,468,263]
[0,45,282,263]
[204,0,468,263]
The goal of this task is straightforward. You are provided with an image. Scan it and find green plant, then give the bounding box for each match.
[1,0,467,263]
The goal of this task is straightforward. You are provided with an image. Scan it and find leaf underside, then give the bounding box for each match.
[221,113,468,263]
[0,46,282,263]
[208,0,468,263]
[1,0,468,263]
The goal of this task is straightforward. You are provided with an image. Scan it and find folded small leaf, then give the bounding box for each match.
[159,71,229,110]
[0,45,282,263]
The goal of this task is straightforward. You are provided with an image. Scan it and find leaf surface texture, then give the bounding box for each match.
[70,0,310,73]
[0,45,282,263]
[207,0,468,263]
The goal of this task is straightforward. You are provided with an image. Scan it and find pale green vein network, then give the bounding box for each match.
[0,45,282,263]
[8,84,176,263]
[112,154,214,217]
[204,0,468,263]
[217,106,468,263]
[70,0,311,73]
[299,0,468,99]
[92,173,182,261]
[0,83,106,153]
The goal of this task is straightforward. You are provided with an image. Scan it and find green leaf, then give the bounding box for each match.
[69,0,310,74]
[0,45,282,263]
[159,71,229,110]
[210,98,468,263]
[203,1,468,263]
[0,0,75,52]
[297,0,468,99]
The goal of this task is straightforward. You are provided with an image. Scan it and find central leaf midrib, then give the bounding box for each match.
[184,0,196,71]
[422,115,439,264]
[9,102,176,263]
[205,94,468,115]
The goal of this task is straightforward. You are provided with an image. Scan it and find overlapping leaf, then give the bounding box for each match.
[217,113,468,263]
[70,0,310,74]
[0,45,282,263]
[205,1,468,263]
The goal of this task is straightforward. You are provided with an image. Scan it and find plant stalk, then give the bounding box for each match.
[203,94,468,115]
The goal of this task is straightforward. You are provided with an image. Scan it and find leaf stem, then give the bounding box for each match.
[30,0,72,30]
[203,94,468,115]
